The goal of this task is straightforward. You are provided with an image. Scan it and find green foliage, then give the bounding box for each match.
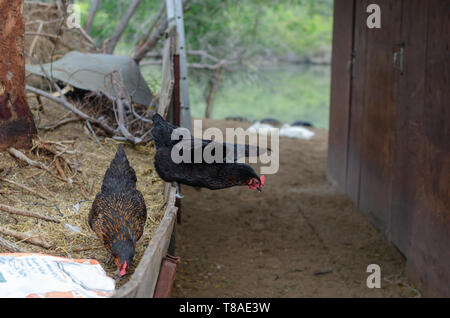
[183,0,333,57]
[142,63,331,128]
[189,65,331,129]
[74,0,333,127]
[77,0,333,57]
[76,0,162,54]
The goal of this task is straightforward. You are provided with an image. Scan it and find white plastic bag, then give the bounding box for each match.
[0,253,115,298]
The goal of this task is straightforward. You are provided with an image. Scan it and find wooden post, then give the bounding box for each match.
[166,0,192,132]
[0,0,37,150]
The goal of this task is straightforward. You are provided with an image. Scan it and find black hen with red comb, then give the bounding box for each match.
[88,145,147,278]
[151,113,266,191]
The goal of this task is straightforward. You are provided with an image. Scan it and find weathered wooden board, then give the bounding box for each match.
[158,26,177,119]
[345,0,368,205]
[358,0,402,235]
[405,0,450,297]
[328,0,450,297]
[390,0,428,257]
[113,186,177,298]
[326,0,355,190]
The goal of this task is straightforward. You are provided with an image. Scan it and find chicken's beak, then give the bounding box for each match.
[257,187,263,192]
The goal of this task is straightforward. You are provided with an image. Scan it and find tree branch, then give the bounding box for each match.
[26,85,115,135]
[0,177,53,201]
[133,0,192,63]
[135,1,166,50]
[0,226,52,249]
[85,0,101,35]
[0,203,61,223]
[104,0,143,54]
[0,236,31,253]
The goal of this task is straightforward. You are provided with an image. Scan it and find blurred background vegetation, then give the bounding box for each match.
[75,0,334,128]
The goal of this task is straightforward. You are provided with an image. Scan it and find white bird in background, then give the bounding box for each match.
[247,121,315,140]
[280,124,315,140]
[247,122,278,135]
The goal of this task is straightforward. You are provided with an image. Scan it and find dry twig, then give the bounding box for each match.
[0,236,31,253]
[0,203,61,223]
[0,226,53,249]
[0,177,53,201]
[7,147,53,175]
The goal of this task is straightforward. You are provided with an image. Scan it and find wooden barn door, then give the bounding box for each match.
[392,0,450,297]
[345,0,368,205]
[328,0,450,296]
[390,0,428,261]
[327,0,355,190]
[357,0,402,236]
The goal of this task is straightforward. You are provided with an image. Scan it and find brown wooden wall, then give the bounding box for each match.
[327,0,449,297]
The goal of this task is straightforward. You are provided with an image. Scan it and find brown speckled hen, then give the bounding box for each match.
[88,145,147,278]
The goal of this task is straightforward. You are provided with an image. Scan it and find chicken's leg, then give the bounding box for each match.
[173,182,184,199]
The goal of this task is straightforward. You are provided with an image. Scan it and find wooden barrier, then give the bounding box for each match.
[327,0,450,297]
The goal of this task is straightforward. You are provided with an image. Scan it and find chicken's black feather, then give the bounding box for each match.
[100,144,137,194]
[151,113,265,191]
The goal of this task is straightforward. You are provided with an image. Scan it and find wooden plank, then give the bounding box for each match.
[326,0,355,190]
[157,26,176,118]
[390,0,428,257]
[345,0,368,204]
[405,0,450,297]
[358,0,402,235]
[114,186,178,298]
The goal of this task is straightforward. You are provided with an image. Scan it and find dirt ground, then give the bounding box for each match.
[172,118,420,298]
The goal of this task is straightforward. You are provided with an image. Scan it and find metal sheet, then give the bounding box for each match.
[26,51,154,106]
[153,255,180,298]
[166,0,192,132]
[174,0,192,132]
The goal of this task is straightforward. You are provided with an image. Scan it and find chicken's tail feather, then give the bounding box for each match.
[101,145,137,194]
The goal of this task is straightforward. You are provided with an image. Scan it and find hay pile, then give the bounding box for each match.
[0,1,167,290]
[0,98,166,288]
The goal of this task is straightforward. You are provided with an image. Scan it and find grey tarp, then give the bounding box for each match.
[26,51,154,106]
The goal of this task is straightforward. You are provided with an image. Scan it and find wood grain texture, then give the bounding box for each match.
[358,0,402,235]
[0,0,37,149]
[326,0,355,190]
[405,0,450,297]
[345,0,368,204]
[390,0,428,258]
[329,0,450,296]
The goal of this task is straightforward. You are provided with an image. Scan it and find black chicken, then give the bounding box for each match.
[151,113,266,191]
[151,113,265,161]
[88,145,147,278]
